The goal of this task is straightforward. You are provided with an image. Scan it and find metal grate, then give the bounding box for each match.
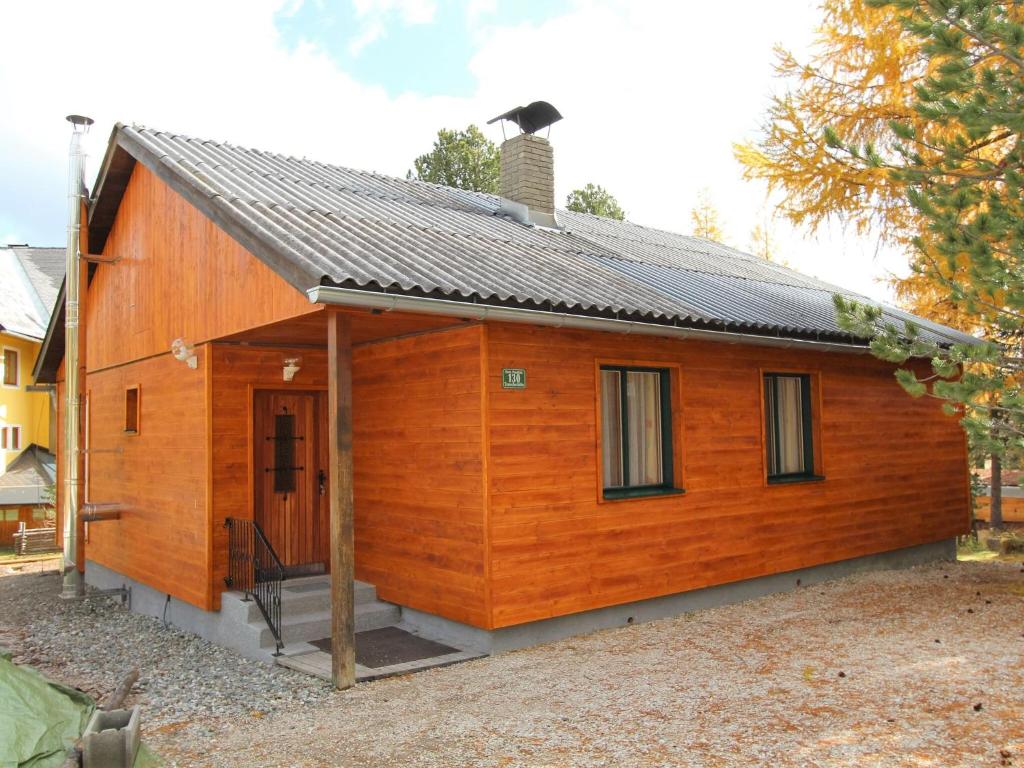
[272,414,297,493]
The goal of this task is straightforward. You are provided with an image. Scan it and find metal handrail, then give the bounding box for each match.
[224,517,285,654]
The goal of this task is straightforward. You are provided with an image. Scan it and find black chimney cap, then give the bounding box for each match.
[487,101,563,134]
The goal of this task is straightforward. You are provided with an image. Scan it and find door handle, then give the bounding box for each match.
[318,469,327,496]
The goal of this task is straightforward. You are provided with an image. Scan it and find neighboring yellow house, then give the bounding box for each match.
[0,244,63,473]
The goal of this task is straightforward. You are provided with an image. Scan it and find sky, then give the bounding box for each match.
[0,0,909,302]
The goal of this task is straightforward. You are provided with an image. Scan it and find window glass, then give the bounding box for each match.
[2,349,17,387]
[764,373,814,479]
[600,370,624,488]
[626,371,663,486]
[125,387,140,433]
[10,426,19,451]
[600,366,673,493]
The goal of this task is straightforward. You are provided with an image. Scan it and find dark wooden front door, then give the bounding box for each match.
[253,390,329,569]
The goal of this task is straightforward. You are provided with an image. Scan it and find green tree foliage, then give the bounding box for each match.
[408,125,500,193]
[565,183,626,220]
[832,0,1024,469]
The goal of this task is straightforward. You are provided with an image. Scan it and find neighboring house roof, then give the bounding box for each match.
[36,122,978,382]
[14,245,63,319]
[0,245,64,340]
[0,444,56,506]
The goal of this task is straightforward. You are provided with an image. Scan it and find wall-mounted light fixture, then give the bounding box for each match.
[170,338,198,369]
[283,356,302,382]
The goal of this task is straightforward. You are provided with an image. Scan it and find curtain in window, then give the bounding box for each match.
[767,375,805,475]
[627,371,663,486]
[601,370,624,487]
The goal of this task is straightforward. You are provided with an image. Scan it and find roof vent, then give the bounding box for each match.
[488,102,563,229]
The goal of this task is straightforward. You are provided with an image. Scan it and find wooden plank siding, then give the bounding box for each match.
[352,324,489,627]
[483,322,971,628]
[207,325,490,625]
[82,351,210,608]
[975,495,1024,522]
[83,163,320,374]
[208,344,329,609]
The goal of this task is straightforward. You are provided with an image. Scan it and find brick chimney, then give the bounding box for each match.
[499,133,555,217]
[488,101,563,228]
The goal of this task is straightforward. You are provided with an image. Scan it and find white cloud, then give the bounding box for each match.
[0,0,907,302]
[348,0,437,54]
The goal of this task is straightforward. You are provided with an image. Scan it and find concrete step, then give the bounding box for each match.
[256,600,402,649]
[221,579,377,624]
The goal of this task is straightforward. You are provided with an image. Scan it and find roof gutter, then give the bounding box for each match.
[0,328,45,343]
[308,285,872,355]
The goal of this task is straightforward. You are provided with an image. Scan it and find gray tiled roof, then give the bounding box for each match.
[0,246,63,339]
[91,124,977,347]
[0,444,56,506]
[13,246,64,318]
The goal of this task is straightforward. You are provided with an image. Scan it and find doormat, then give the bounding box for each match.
[284,581,329,594]
[311,627,459,669]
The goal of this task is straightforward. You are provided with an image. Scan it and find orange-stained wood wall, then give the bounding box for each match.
[65,158,972,628]
[83,349,210,608]
[482,323,971,628]
[352,324,489,627]
[84,163,320,373]
[975,495,1024,522]
[205,326,489,623]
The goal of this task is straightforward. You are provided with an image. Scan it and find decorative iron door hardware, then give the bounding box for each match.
[270,413,302,493]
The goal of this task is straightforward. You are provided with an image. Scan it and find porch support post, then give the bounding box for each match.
[327,311,356,689]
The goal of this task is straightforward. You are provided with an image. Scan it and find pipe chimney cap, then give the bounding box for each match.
[65,114,94,129]
[487,101,563,135]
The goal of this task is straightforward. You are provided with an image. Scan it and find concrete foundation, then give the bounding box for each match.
[84,559,258,659]
[402,539,957,654]
[87,538,956,664]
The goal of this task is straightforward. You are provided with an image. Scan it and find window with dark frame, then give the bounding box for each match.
[124,386,140,434]
[2,348,17,387]
[763,373,817,482]
[9,426,20,451]
[0,427,6,450]
[599,365,678,498]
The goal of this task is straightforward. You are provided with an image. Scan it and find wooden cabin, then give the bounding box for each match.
[35,122,972,679]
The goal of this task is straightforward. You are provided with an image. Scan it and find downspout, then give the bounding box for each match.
[61,114,93,600]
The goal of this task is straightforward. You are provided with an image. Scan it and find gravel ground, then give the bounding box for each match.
[3,558,1023,766]
[0,559,331,726]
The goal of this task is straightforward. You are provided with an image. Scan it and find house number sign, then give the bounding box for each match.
[502,368,527,389]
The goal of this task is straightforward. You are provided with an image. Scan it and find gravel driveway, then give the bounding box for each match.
[3,558,1023,766]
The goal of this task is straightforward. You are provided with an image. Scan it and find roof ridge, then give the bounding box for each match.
[130,123,503,208]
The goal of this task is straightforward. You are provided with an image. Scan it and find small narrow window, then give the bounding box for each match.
[10,426,20,451]
[600,366,679,499]
[764,373,818,482]
[2,348,17,387]
[124,386,140,434]
[0,427,6,450]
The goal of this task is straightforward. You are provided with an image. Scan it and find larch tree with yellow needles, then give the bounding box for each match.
[737,0,1024,528]
[825,0,1024,529]
[690,189,726,242]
